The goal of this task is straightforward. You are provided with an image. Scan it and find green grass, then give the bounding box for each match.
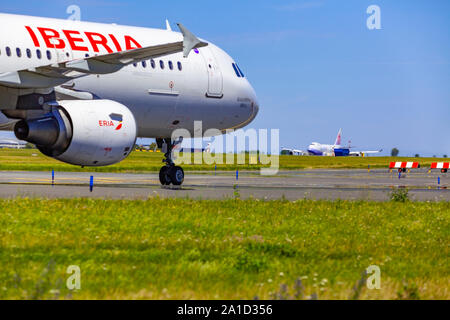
[0,149,447,173]
[0,198,448,300]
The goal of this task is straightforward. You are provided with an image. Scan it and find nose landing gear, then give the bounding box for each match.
[158,138,185,186]
[159,165,185,186]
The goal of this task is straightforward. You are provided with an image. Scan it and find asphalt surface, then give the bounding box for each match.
[0,169,448,201]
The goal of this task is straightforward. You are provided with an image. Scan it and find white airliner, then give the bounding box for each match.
[0,13,259,186]
[0,137,26,149]
[282,129,382,157]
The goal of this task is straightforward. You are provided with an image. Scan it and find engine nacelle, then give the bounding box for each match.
[15,100,137,166]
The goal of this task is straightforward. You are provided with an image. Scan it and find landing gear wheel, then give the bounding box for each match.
[159,166,171,185]
[169,166,184,186]
[158,137,185,186]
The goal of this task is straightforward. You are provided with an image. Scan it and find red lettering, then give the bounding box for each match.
[25,26,40,47]
[37,27,65,49]
[30,26,142,54]
[99,120,117,127]
[109,34,122,52]
[85,32,113,53]
[124,35,142,50]
[63,30,88,52]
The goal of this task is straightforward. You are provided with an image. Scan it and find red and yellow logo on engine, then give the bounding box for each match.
[115,121,123,131]
[99,120,123,131]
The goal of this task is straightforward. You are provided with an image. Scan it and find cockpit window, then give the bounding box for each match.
[236,64,245,78]
[232,63,241,78]
[232,63,245,78]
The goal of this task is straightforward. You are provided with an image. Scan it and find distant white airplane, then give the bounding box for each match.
[139,142,212,153]
[179,142,212,153]
[0,138,26,149]
[282,129,382,157]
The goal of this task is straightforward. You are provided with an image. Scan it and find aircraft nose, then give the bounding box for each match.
[244,80,259,124]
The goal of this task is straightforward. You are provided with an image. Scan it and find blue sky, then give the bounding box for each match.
[1,0,449,156]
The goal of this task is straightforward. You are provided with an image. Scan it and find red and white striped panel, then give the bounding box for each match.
[389,162,420,169]
[430,162,450,169]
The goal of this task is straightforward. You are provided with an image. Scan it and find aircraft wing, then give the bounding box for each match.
[349,149,383,156]
[282,147,306,156]
[0,23,208,90]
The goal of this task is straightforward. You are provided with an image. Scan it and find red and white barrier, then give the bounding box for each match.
[389,162,420,169]
[430,163,450,170]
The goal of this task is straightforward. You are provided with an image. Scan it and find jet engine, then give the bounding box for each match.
[14,100,137,166]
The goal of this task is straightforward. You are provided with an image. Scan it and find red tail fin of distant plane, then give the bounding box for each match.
[334,129,342,146]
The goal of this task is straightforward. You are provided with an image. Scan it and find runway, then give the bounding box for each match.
[0,169,448,201]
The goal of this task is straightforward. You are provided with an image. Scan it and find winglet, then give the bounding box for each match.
[177,23,208,58]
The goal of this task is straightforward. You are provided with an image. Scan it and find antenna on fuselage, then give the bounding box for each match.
[166,19,172,31]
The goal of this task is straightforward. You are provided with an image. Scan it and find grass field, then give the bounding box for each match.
[0,149,447,173]
[0,198,448,300]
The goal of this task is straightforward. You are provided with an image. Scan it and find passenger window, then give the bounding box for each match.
[232,63,241,77]
[36,49,42,59]
[26,49,32,58]
[142,61,147,68]
[133,63,137,67]
[85,53,90,58]
[168,61,173,70]
[151,59,156,69]
[46,50,52,60]
[160,60,165,69]
[5,47,11,57]
[16,48,21,58]
[177,61,182,71]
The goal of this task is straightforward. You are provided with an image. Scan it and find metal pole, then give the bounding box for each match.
[90,176,94,192]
